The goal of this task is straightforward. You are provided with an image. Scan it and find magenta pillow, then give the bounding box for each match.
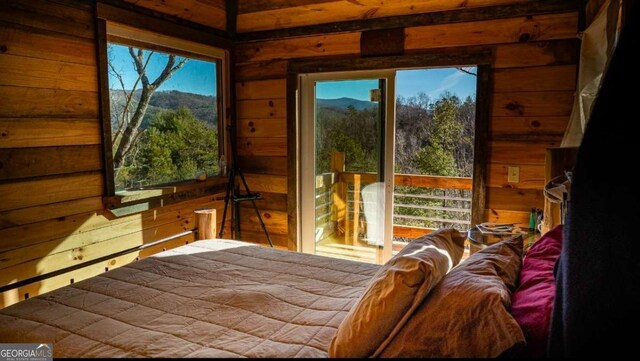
[510,225,563,358]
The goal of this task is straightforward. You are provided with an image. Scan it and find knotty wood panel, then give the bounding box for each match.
[487,164,545,190]
[0,23,96,65]
[0,86,98,118]
[237,79,286,100]
[486,187,544,212]
[490,116,569,137]
[122,0,226,30]
[239,207,288,235]
[484,208,530,227]
[0,172,103,212]
[0,145,102,180]
[237,99,287,119]
[492,91,574,117]
[236,60,288,81]
[237,0,531,32]
[0,197,103,230]
[493,39,580,68]
[237,156,288,175]
[0,54,98,92]
[405,13,577,50]
[242,173,288,194]
[489,140,560,165]
[0,0,94,39]
[237,118,287,138]
[0,119,100,148]
[236,32,361,63]
[236,137,287,156]
[493,65,577,92]
[239,192,288,212]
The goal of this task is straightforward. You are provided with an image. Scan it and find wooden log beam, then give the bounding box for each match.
[237,0,579,42]
[195,209,217,240]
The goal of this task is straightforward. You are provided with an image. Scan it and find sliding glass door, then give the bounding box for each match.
[300,71,395,264]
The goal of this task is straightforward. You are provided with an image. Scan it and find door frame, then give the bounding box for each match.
[286,51,492,253]
[299,70,396,261]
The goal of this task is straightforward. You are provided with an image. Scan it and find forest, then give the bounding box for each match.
[315,92,476,233]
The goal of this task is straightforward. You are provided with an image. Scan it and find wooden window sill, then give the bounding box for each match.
[103,176,227,216]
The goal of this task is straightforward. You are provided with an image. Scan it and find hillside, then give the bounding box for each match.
[109,89,217,131]
[317,97,376,111]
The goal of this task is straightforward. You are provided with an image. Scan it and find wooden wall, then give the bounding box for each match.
[234,1,580,248]
[0,0,228,308]
[123,0,226,30]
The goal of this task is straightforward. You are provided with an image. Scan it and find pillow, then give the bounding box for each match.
[328,228,466,358]
[510,225,563,358]
[378,236,526,358]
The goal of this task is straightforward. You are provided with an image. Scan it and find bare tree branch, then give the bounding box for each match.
[456,67,477,76]
[152,55,189,88]
[128,47,150,86]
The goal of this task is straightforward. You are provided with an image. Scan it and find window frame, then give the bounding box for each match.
[96,17,231,212]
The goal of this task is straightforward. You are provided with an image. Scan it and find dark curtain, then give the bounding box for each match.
[548,2,640,357]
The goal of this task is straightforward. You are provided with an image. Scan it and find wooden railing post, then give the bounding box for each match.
[352,174,361,245]
[195,209,217,240]
[330,152,346,242]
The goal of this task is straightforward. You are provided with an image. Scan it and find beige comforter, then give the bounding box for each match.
[0,239,379,357]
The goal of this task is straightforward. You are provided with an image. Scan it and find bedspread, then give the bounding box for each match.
[0,239,379,357]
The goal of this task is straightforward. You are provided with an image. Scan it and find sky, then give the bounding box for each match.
[315,67,477,101]
[108,44,217,96]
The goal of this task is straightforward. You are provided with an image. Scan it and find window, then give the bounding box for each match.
[100,22,227,202]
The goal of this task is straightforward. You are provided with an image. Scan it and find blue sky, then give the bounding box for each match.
[316,67,477,101]
[107,44,217,96]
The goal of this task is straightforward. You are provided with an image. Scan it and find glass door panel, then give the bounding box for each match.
[300,72,395,265]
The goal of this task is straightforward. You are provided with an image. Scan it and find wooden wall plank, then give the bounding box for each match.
[487,163,545,190]
[0,172,103,212]
[0,145,102,180]
[484,208,530,227]
[237,119,287,138]
[493,39,580,68]
[405,13,577,50]
[236,230,289,249]
[0,217,193,287]
[0,197,103,230]
[493,65,577,92]
[490,116,568,137]
[0,23,96,65]
[489,140,560,165]
[122,0,226,30]
[492,91,574,117]
[237,156,288,175]
[236,32,361,63]
[239,208,288,235]
[0,0,94,39]
[0,119,100,148]
[237,99,286,119]
[237,0,532,32]
[236,137,287,156]
[486,187,544,211]
[239,192,288,212]
[0,86,98,118]
[242,173,288,194]
[0,54,98,92]
[236,79,286,100]
[236,60,288,81]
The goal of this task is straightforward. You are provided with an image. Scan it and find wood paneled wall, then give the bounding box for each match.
[235,3,579,247]
[0,0,228,308]
[123,0,226,30]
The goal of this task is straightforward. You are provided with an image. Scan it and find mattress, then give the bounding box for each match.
[0,239,379,357]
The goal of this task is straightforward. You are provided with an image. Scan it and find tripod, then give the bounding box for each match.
[219,125,273,247]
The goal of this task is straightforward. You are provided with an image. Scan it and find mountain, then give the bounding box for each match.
[317,97,376,111]
[109,89,217,131]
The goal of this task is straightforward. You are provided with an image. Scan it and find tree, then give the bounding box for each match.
[108,47,188,176]
[117,107,218,189]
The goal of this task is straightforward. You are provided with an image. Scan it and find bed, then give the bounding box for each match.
[0,228,561,358]
[0,239,379,358]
